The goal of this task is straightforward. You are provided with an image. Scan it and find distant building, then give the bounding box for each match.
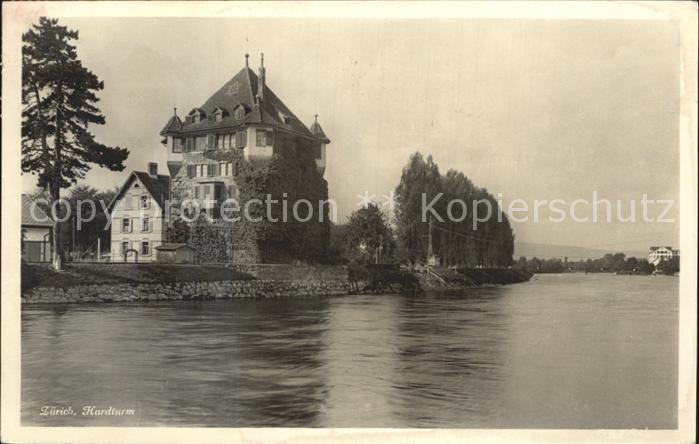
[108,163,170,262]
[21,194,53,262]
[648,246,679,266]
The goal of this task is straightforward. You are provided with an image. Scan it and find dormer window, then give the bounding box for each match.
[234,105,247,121]
[212,107,228,123]
[277,110,291,124]
[189,108,206,124]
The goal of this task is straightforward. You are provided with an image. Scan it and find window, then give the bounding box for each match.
[142,217,150,232]
[196,165,204,177]
[220,162,227,176]
[140,195,149,209]
[234,106,245,120]
[141,241,150,256]
[194,186,201,199]
[187,165,195,178]
[217,135,224,149]
[234,161,241,176]
[195,136,207,152]
[256,129,273,146]
[227,134,233,148]
[277,110,290,124]
[122,241,130,254]
[236,131,247,148]
[203,185,210,198]
[122,218,131,233]
[256,130,266,146]
[207,164,214,177]
[173,138,184,153]
[215,112,223,123]
[312,144,322,159]
[191,110,205,123]
[207,134,216,150]
[185,137,193,152]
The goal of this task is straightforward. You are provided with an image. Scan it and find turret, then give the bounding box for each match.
[310,114,331,176]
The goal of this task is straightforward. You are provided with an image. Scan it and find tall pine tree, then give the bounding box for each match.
[22,18,128,270]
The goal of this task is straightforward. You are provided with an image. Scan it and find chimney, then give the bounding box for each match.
[257,53,265,102]
[148,162,158,178]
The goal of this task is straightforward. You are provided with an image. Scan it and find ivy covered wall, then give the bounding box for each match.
[168,133,331,264]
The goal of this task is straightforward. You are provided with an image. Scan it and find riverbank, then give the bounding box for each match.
[21,262,532,304]
[416,266,532,290]
[22,279,349,304]
[21,262,254,293]
[21,262,349,304]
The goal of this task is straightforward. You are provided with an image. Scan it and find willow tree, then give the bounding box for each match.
[22,18,128,270]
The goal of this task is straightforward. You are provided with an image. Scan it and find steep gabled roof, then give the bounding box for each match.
[166,63,316,138]
[134,172,170,207]
[107,171,170,213]
[21,194,53,227]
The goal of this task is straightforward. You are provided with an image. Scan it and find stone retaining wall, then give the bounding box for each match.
[230,264,348,281]
[22,279,350,304]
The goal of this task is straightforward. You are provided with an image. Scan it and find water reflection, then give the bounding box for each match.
[389,290,509,427]
[22,274,678,428]
[319,296,402,426]
[232,298,330,426]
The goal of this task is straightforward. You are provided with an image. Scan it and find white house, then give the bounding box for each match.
[648,246,679,266]
[21,194,54,262]
[108,163,170,262]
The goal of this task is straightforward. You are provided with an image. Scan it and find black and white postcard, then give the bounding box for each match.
[1,2,696,443]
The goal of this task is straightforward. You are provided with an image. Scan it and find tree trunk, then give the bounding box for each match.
[51,97,66,272]
[49,184,63,271]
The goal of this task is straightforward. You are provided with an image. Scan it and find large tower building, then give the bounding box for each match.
[160,53,330,212]
[159,54,332,263]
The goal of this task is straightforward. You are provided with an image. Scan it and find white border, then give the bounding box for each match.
[2,2,696,443]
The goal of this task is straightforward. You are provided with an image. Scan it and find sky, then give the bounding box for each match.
[20,17,681,252]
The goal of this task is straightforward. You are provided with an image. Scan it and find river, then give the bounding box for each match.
[21,273,678,428]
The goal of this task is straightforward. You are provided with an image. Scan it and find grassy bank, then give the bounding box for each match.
[21,262,253,292]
